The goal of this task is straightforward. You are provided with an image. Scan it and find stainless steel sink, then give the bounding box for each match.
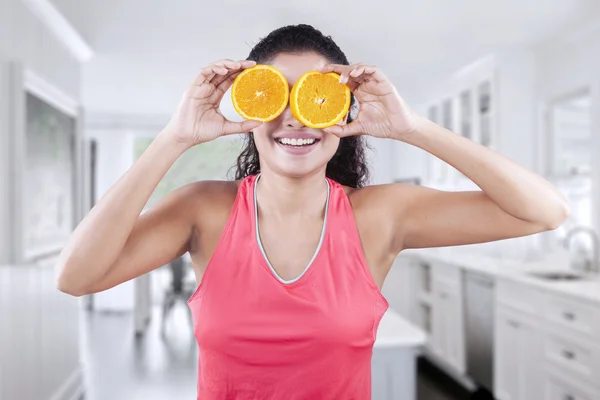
[527,271,588,281]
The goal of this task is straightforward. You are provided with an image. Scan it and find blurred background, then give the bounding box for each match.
[2,0,600,399]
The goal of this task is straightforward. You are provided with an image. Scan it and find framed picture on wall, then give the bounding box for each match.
[9,64,81,264]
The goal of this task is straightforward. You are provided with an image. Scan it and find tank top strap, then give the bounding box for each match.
[324,178,384,294]
[324,178,362,242]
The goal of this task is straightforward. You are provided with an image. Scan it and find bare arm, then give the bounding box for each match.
[55,133,191,296]
[317,63,569,273]
[55,59,261,296]
[387,117,570,251]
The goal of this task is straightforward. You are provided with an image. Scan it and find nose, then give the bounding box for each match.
[279,106,305,129]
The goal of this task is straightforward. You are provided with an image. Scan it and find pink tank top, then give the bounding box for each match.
[187,174,389,399]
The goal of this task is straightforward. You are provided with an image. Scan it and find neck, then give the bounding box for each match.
[256,169,329,219]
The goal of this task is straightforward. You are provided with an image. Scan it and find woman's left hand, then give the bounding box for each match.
[318,63,418,139]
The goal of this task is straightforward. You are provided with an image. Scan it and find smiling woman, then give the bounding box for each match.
[55,23,569,400]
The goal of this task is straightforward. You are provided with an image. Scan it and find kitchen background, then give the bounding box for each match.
[1,0,600,399]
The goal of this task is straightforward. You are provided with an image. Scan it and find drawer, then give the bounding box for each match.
[544,331,599,384]
[496,279,543,315]
[544,295,599,338]
[545,368,598,400]
[430,261,461,286]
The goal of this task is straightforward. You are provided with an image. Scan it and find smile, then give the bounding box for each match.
[275,138,319,147]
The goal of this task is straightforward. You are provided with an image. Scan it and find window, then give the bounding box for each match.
[460,90,472,140]
[134,136,244,209]
[442,98,453,131]
[478,81,492,147]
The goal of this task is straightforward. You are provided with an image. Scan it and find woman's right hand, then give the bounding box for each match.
[163,59,263,146]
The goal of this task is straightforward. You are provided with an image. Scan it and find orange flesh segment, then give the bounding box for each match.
[232,66,288,121]
[292,72,350,128]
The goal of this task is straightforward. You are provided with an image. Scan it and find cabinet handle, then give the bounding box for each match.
[563,312,576,321]
[562,350,576,360]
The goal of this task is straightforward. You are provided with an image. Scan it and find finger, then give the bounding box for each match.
[350,66,365,78]
[323,121,364,138]
[192,64,228,86]
[209,59,258,87]
[187,71,240,101]
[318,63,351,84]
[240,59,257,68]
[193,59,255,86]
[318,63,354,74]
[361,66,387,83]
[221,120,263,136]
[215,71,241,96]
[339,64,361,85]
[210,66,241,87]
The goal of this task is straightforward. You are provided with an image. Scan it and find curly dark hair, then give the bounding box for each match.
[232,24,370,188]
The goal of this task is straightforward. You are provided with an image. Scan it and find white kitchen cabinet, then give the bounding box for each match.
[389,256,465,375]
[494,306,543,400]
[419,51,538,187]
[495,278,600,400]
[387,256,434,334]
[431,278,465,373]
[422,58,497,187]
[428,262,465,374]
[382,256,419,321]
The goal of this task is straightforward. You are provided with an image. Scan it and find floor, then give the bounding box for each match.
[81,302,485,400]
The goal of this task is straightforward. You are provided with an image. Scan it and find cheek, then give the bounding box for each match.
[322,134,341,157]
[251,125,275,150]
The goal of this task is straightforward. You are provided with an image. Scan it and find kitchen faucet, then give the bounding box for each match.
[563,226,600,274]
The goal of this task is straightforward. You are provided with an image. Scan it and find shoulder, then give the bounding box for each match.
[345,182,420,215]
[163,179,241,223]
[181,178,240,207]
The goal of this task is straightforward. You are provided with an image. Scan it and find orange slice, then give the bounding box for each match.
[290,71,351,129]
[231,65,289,122]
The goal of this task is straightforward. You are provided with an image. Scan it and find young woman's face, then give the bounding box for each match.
[251,52,343,179]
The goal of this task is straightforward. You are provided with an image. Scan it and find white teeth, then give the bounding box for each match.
[277,138,317,146]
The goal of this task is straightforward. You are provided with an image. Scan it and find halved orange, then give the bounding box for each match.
[290,71,351,129]
[231,65,289,122]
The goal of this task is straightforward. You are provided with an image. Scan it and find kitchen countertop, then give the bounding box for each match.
[374,309,427,348]
[398,248,600,304]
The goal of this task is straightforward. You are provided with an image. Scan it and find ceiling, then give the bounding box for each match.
[50,0,600,117]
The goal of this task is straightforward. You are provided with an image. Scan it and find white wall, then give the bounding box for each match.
[0,0,81,264]
[0,0,84,399]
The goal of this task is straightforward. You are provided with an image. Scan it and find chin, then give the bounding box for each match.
[270,160,326,179]
[255,131,339,178]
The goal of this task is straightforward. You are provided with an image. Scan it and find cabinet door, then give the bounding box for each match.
[382,257,416,320]
[495,310,519,400]
[431,278,465,373]
[495,308,543,400]
[430,286,444,359]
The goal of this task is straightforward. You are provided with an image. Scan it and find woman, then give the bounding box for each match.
[56,24,569,398]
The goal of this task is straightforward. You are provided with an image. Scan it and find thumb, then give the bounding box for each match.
[323,122,363,138]
[222,120,263,136]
